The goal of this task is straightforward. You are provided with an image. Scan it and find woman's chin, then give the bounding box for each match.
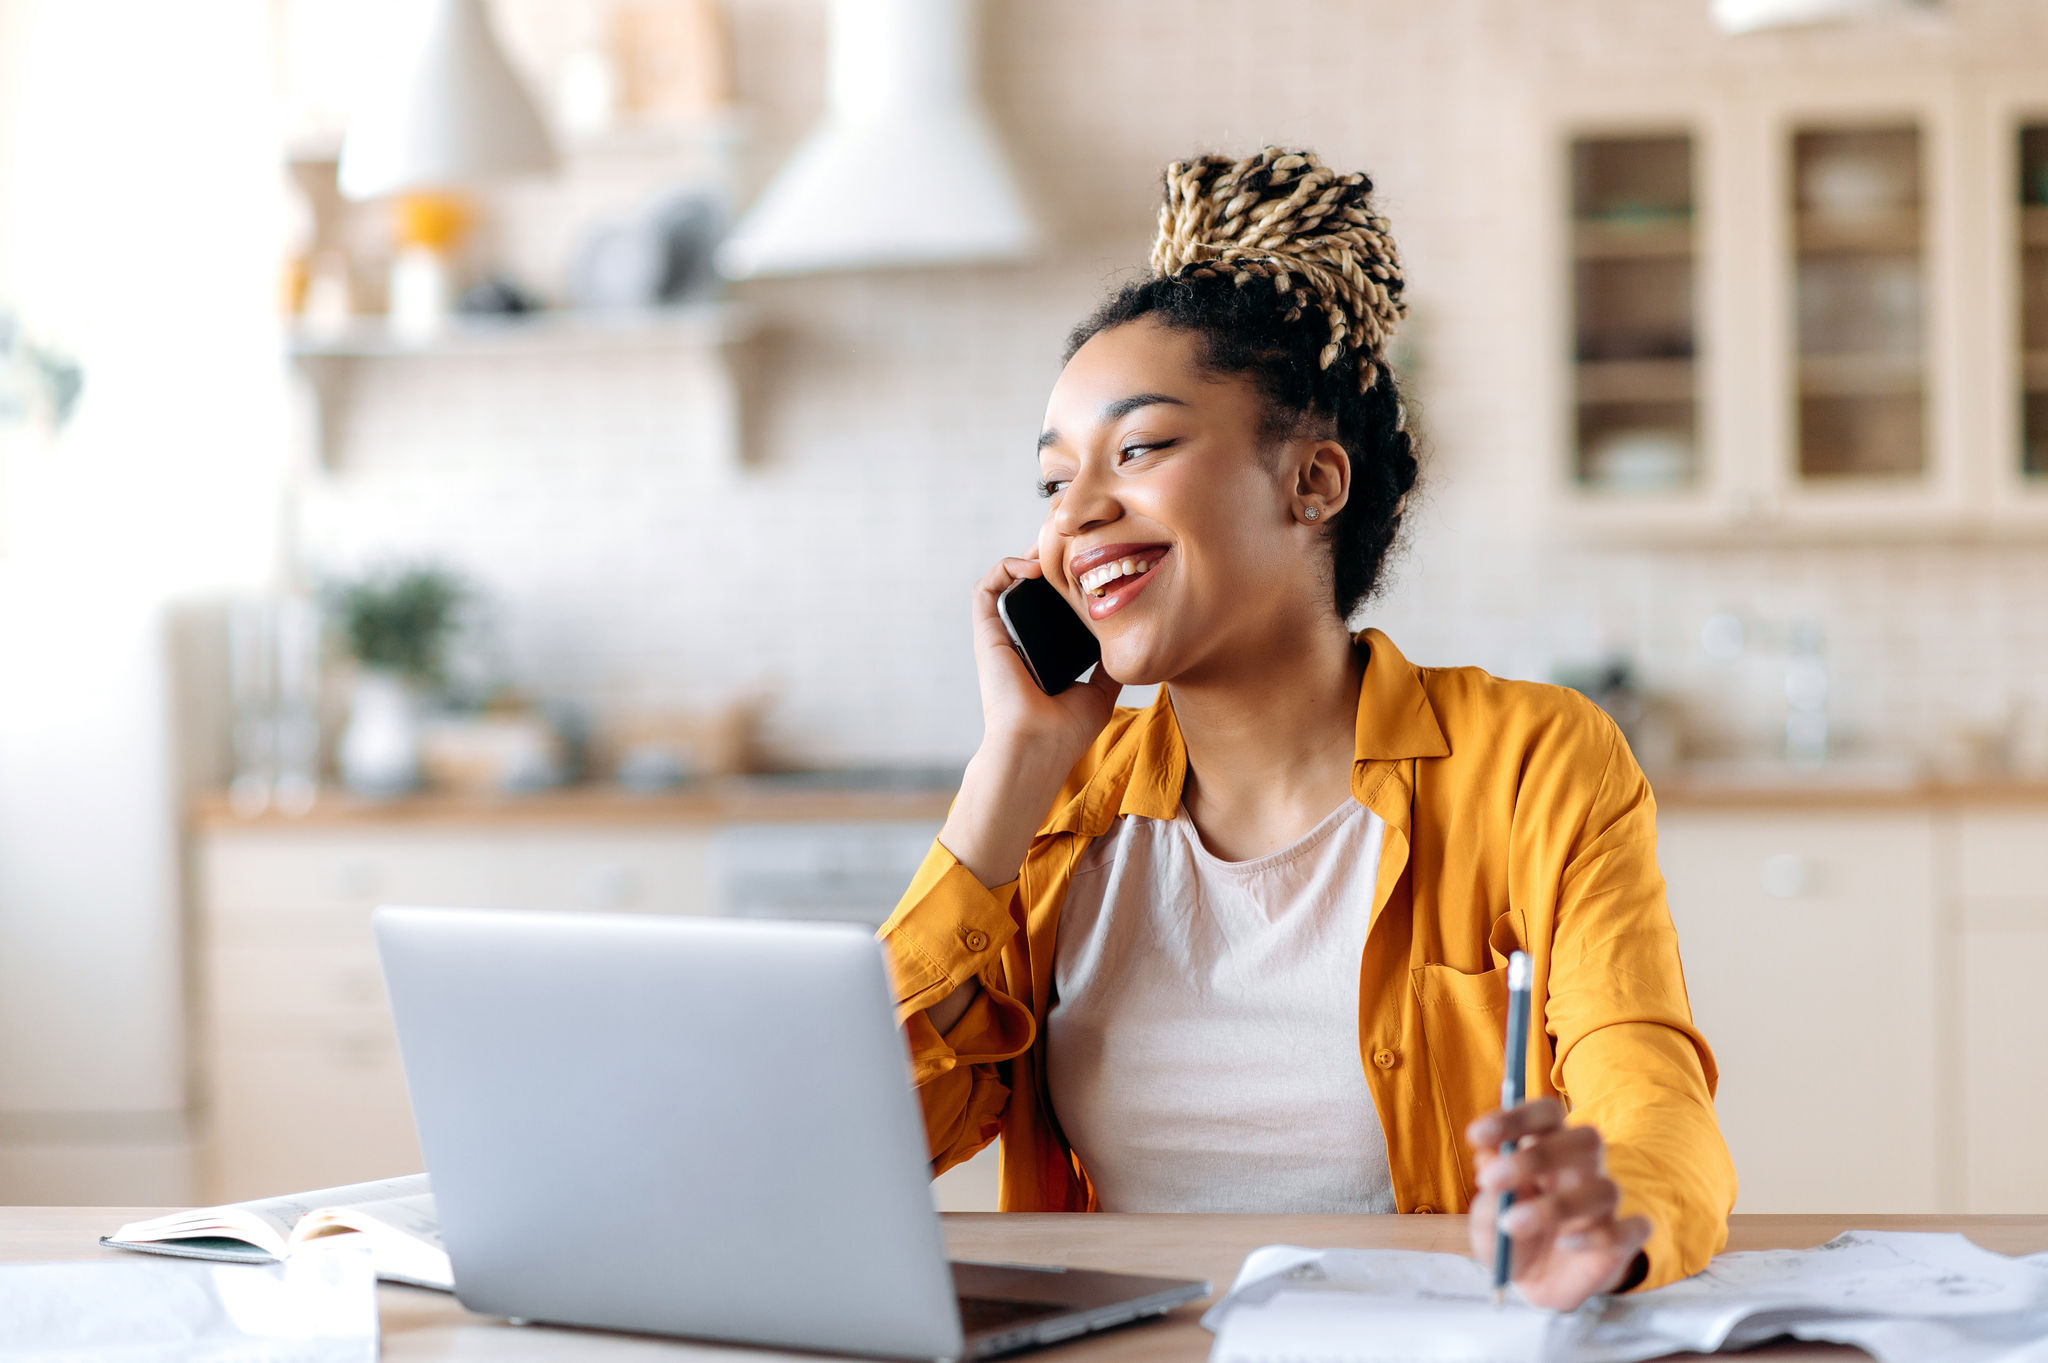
[1098,635,1178,690]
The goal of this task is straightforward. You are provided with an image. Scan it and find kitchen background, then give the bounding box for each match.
[1,0,2046,1221]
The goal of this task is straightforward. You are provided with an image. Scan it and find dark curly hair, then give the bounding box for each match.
[1062,148,1419,619]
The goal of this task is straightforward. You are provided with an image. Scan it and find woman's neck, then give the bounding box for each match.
[1169,614,1366,863]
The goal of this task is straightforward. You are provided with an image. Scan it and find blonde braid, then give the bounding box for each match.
[1149,147,1406,392]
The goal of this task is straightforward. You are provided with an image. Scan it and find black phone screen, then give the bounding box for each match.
[997,575,1103,696]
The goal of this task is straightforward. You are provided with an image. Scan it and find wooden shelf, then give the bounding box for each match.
[1795,210,1921,254]
[287,304,754,359]
[1576,358,1697,404]
[1799,353,1925,396]
[286,304,758,468]
[1573,220,1694,260]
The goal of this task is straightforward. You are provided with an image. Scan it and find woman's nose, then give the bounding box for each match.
[1050,463,1119,538]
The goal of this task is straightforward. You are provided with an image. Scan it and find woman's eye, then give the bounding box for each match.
[1036,477,1068,499]
[1119,439,1174,464]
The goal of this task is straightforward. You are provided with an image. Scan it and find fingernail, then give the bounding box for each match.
[1557,1232,1587,1251]
[1502,1206,1536,1235]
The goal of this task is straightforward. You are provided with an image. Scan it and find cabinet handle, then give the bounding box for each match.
[1760,853,1812,899]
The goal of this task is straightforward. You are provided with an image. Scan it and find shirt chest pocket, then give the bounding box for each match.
[1410,960,1509,1175]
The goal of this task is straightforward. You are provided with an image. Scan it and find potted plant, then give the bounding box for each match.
[326,567,465,797]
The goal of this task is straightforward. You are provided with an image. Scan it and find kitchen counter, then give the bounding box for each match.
[188,777,957,831]
[1650,770,2048,809]
[189,769,2048,831]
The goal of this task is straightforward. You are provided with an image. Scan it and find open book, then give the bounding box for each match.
[100,1174,450,1291]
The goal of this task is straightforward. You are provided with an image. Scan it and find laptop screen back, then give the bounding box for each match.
[375,906,964,1359]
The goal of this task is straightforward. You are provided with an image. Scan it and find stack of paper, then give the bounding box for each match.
[1204,1231,2048,1363]
[0,1242,378,1362]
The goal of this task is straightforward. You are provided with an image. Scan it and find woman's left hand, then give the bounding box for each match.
[1465,1099,1651,1310]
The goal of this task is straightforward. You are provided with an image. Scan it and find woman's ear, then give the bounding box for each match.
[1293,438,1352,517]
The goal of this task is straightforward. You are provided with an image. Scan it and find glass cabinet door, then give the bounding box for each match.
[1790,125,1927,482]
[1564,130,1695,493]
[1570,134,1699,495]
[2020,123,2048,483]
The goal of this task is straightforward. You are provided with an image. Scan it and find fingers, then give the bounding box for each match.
[1466,1097,1565,1150]
[970,555,1048,649]
[1475,1122,1601,1195]
[1560,1214,1651,1264]
[1498,1173,1620,1243]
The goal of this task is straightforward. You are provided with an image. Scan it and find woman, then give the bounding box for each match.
[881,148,1734,1308]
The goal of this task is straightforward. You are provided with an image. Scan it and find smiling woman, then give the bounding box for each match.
[879,148,1736,1311]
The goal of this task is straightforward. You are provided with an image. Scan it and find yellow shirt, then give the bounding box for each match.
[879,630,1736,1289]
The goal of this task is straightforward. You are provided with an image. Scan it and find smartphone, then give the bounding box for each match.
[997,574,1102,696]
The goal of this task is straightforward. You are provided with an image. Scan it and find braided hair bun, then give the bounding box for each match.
[1152,149,1407,392]
[1066,147,1419,619]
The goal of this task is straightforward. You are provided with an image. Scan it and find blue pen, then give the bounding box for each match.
[1493,951,1533,1307]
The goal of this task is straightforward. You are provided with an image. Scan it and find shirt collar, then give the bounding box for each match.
[1042,628,1450,838]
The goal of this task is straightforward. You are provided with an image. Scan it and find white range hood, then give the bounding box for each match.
[1712,0,1939,32]
[717,0,1037,278]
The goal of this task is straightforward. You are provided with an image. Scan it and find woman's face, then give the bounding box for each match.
[1034,317,1347,686]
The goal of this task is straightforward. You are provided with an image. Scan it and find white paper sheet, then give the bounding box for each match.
[0,1241,378,1362]
[1205,1232,2048,1363]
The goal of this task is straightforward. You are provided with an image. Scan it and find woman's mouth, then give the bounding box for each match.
[1073,546,1170,621]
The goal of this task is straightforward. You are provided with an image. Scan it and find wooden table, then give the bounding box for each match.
[9,1210,2047,1360]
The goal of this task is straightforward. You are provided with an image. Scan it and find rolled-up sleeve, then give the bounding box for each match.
[879,838,1037,1174]
[1546,717,1737,1289]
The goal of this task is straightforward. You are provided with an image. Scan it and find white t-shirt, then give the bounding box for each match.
[1045,798,1396,1213]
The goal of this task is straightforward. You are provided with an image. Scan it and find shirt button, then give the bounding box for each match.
[1373,1048,1398,1069]
[1413,1204,1436,1215]
[962,928,990,952]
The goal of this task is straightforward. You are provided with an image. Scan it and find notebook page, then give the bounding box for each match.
[112,1173,430,1252]
[1212,1293,1563,1363]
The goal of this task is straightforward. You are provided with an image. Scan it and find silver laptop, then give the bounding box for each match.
[373,906,1208,1359]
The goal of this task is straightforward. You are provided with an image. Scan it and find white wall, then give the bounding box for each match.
[0,0,287,1197]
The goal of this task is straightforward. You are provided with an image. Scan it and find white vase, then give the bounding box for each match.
[340,671,421,797]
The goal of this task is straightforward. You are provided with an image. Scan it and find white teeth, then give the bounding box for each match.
[1077,555,1158,597]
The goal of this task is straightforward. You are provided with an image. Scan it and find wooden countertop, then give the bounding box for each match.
[19,1210,2048,1359]
[188,770,2048,833]
[1648,773,2048,809]
[189,781,957,831]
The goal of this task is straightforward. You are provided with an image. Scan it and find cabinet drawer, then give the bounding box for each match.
[203,944,388,1021]
[201,833,503,945]
[1656,810,1939,1212]
[474,834,715,915]
[201,830,718,946]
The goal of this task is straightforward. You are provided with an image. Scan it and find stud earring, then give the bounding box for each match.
[1303,505,1321,522]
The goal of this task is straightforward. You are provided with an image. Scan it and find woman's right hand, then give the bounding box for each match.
[968,549,1124,763]
[938,550,1122,895]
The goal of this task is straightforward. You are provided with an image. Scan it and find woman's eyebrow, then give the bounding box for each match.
[1037,392,1190,451]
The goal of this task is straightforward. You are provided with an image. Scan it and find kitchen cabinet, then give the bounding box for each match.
[1547,64,2041,539]
[193,825,719,1202]
[188,791,951,1206]
[190,790,2048,1213]
[1657,808,1941,1212]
